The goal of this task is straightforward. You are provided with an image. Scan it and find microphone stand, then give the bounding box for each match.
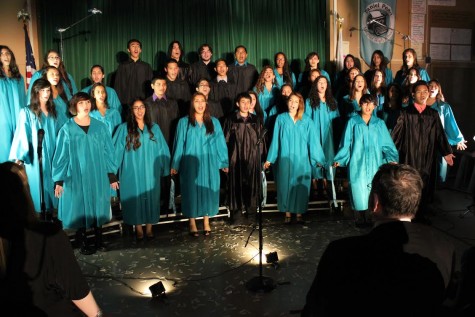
[57,10,100,60]
[245,128,275,292]
[368,19,411,50]
[37,131,47,221]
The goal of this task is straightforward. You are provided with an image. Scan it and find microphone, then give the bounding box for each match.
[88,8,102,14]
[256,128,268,145]
[37,129,45,159]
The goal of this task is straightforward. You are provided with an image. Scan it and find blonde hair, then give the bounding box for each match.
[288,92,305,121]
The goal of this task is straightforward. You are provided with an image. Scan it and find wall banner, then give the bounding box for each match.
[360,0,397,65]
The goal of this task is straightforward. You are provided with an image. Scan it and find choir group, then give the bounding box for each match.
[0,39,467,255]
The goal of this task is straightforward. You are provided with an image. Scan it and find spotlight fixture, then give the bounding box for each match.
[265,251,279,264]
[149,281,166,299]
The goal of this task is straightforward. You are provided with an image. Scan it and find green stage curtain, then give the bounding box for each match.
[38,0,326,89]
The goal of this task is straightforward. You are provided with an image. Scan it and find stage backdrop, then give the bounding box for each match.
[360,0,397,66]
[37,0,327,89]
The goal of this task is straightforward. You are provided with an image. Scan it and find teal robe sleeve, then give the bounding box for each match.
[171,117,188,171]
[52,121,72,182]
[306,117,326,167]
[437,102,464,145]
[212,117,229,169]
[378,119,399,163]
[0,75,26,162]
[333,117,354,167]
[266,115,281,164]
[67,72,78,95]
[106,86,122,114]
[112,123,127,174]
[8,108,34,164]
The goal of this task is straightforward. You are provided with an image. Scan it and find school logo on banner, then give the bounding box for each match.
[360,0,397,66]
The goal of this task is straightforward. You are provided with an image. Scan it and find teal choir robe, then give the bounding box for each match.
[273,68,297,89]
[0,74,26,162]
[334,114,398,211]
[52,118,117,229]
[113,123,170,225]
[430,100,464,182]
[266,113,325,214]
[27,70,77,104]
[305,99,340,180]
[171,117,228,218]
[9,107,66,212]
[90,108,122,136]
[82,85,122,114]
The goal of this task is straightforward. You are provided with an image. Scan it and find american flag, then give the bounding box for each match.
[23,23,36,89]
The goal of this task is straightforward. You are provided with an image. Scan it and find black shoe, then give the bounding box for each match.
[80,245,97,255]
[413,216,432,225]
[94,227,107,252]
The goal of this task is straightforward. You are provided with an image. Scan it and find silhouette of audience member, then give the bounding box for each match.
[301,163,456,317]
[0,162,103,316]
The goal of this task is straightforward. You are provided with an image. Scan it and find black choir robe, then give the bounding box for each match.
[114,59,153,107]
[228,63,258,95]
[210,78,237,117]
[166,78,191,117]
[391,104,452,205]
[189,60,216,86]
[145,95,180,149]
[223,112,265,214]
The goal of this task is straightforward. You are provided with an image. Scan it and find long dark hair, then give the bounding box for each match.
[370,50,388,72]
[90,82,109,110]
[0,45,21,79]
[167,40,185,62]
[189,92,214,135]
[248,90,264,122]
[304,52,321,71]
[29,79,56,121]
[42,49,73,93]
[41,66,69,105]
[308,76,337,111]
[383,84,402,112]
[274,52,293,86]
[125,98,155,151]
[400,48,421,75]
[254,65,274,94]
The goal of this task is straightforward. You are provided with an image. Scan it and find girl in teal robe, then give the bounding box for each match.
[171,93,228,236]
[333,94,398,225]
[427,79,466,182]
[42,66,72,120]
[81,64,122,114]
[26,49,77,103]
[0,46,26,162]
[9,79,66,214]
[114,99,170,240]
[254,66,280,122]
[52,92,117,254]
[264,92,325,224]
[89,83,122,136]
[305,76,339,182]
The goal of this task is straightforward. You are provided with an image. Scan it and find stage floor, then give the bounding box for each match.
[72,183,475,317]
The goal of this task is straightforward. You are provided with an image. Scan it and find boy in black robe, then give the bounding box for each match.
[223,93,265,226]
[391,81,454,223]
[114,39,153,118]
[164,59,191,117]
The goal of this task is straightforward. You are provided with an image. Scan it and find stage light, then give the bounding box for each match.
[265,251,279,264]
[149,281,166,299]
